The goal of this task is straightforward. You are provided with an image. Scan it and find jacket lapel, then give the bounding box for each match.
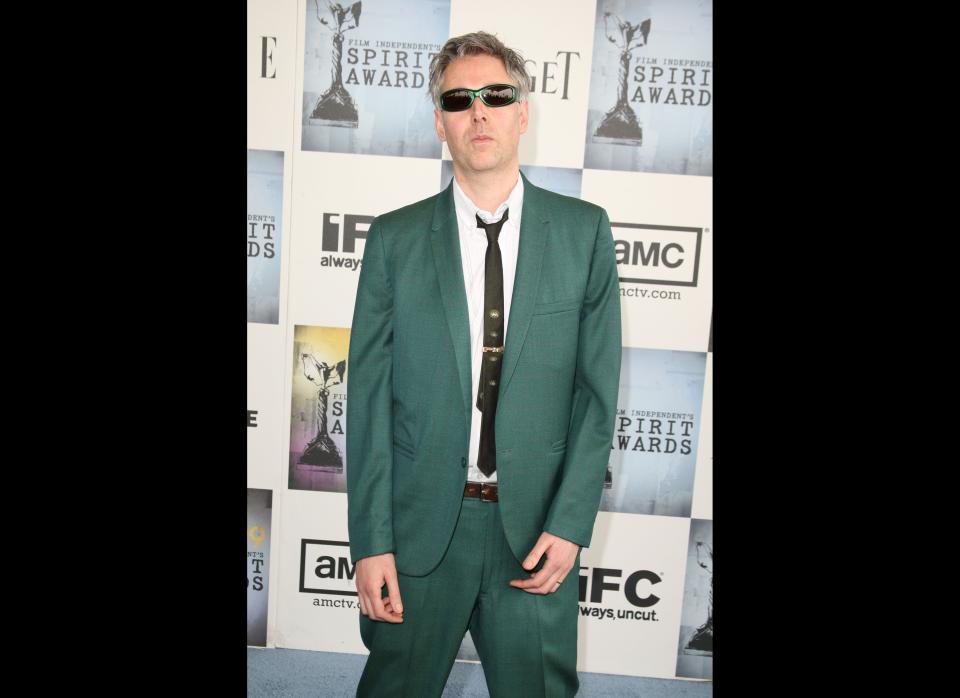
[430,181,473,427]
[499,171,549,402]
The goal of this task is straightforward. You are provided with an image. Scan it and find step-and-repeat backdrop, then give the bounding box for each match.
[247,0,712,683]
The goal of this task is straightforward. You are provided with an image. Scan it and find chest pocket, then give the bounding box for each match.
[532,298,580,315]
[527,300,580,369]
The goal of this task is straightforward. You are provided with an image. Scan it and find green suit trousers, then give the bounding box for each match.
[357,494,581,697]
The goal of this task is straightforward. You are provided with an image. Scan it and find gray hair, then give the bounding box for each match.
[428,31,530,110]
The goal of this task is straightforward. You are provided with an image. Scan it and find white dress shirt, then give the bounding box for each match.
[452,173,524,484]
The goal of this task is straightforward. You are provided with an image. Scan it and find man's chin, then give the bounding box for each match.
[461,157,503,174]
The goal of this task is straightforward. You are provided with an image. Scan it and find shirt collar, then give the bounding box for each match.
[452,172,524,230]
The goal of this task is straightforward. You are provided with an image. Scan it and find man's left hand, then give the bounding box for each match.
[509,531,580,594]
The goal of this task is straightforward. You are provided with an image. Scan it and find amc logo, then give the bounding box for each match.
[299,539,357,596]
[578,566,662,607]
[612,222,703,287]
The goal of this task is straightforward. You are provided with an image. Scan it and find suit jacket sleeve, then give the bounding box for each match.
[346,217,396,563]
[542,207,621,549]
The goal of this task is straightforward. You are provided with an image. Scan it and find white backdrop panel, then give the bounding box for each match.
[578,511,693,678]
[581,168,712,352]
[248,0,300,150]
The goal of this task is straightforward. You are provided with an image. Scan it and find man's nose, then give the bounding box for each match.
[470,97,488,121]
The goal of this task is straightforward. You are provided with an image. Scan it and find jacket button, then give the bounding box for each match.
[460,457,466,468]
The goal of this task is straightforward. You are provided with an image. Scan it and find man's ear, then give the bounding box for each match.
[518,99,529,135]
[434,109,446,142]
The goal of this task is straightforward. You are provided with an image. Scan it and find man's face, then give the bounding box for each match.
[434,54,529,177]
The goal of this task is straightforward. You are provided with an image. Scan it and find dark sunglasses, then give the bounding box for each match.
[439,84,518,112]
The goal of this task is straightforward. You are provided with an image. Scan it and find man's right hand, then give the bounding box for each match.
[356,552,405,623]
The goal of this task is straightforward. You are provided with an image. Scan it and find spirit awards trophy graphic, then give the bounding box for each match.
[309,0,361,128]
[298,353,346,471]
[248,524,266,551]
[684,541,713,655]
[593,13,651,145]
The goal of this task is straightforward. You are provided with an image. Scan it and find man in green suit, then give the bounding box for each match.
[347,31,621,697]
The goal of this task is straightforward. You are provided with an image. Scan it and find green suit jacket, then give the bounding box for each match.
[346,171,622,577]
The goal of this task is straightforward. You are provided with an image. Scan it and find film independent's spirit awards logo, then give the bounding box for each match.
[309,1,362,128]
[594,12,651,146]
[298,353,346,471]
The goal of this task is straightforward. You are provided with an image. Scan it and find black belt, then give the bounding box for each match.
[463,481,499,502]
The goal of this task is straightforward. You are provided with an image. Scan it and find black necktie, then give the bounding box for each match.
[475,208,508,477]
